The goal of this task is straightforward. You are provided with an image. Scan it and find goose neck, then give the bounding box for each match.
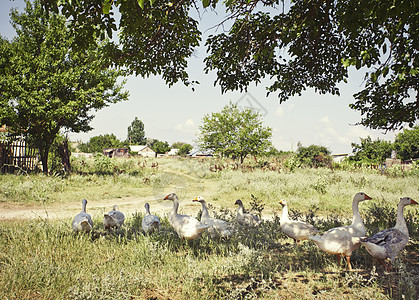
[394,202,408,235]
[82,200,87,213]
[281,205,289,223]
[201,202,210,220]
[171,198,179,215]
[351,199,365,231]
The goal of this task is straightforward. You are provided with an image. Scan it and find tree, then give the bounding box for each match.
[178,143,193,156]
[40,0,418,131]
[80,134,123,153]
[296,144,332,168]
[148,139,170,157]
[349,136,393,164]
[393,126,419,161]
[0,1,128,174]
[127,117,146,145]
[197,102,272,163]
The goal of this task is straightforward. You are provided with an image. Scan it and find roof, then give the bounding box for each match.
[129,145,155,153]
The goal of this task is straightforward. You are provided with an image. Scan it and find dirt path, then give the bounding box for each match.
[0,196,205,221]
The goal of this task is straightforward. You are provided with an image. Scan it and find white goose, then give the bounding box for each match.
[235,199,262,227]
[193,196,233,238]
[164,193,209,240]
[142,202,161,234]
[103,205,125,229]
[308,192,372,270]
[72,199,94,233]
[279,199,319,243]
[361,197,417,271]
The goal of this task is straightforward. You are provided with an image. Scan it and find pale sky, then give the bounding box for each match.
[1,0,401,154]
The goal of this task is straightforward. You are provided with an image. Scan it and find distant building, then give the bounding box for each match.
[331,153,350,164]
[103,148,129,158]
[129,145,156,158]
[188,149,213,157]
[167,148,179,156]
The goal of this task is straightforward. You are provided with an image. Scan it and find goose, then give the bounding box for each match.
[164,193,209,240]
[193,196,233,238]
[308,192,372,270]
[103,205,125,229]
[72,199,93,233]
[279,199,319,243]
[142,202,161,234]
[361,197,417,271]
[235,199,262,227]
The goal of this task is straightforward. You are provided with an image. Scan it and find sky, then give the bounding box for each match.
[0,0,402,154]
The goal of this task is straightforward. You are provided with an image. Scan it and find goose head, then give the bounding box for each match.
[164,193,178,201]
[353,192,372,203]
[234,199,243,206]
[399,197,417,206]
[193,196,206,203]
[279,199,287,207]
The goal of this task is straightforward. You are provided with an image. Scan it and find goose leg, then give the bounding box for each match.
[346,256,352,271]
[336,254,342,265]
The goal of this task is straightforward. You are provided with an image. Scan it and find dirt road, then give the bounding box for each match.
[0,196,204,221]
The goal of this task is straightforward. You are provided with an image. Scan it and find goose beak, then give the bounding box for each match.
[411,199,418,205]
[164,195,169,200]
[364,194,372,200]
[192,198,198,202]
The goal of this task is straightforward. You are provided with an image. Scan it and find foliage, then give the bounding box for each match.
[296,144,332,168]
[177,143,193,156]
[394,125,419,161]
[39,0,418,131]
[197,102,272,163]
[78,134,123,153]
[148,139,170,156]
[127,117,146,145]
[349,136,393,164]
[0,0,128,174]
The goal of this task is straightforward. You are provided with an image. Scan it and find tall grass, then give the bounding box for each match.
[1,157,418,299]
[1,199,417,299]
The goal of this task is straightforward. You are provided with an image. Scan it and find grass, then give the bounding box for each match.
[0,156,418,299]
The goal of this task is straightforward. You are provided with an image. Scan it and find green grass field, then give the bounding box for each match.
[0,157,418,299]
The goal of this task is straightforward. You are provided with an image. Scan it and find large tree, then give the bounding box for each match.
[197,102,272,163]
[393,125,419,160]
[39,0,418,131]
[127,117,146,144]
[0,0,128,173]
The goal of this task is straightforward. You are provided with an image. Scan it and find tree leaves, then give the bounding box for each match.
[197,102,272,163]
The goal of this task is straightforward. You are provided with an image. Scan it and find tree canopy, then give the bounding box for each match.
[0,0,128,173]
[393,125,419,160]
[78,134,124,153]
[296,144,332,168]
[127,117,146,144]
[39,0,418,131]
[349,136,393,163]
[197,102,272,163]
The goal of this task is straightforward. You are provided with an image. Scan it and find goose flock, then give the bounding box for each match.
[72,193,417,271]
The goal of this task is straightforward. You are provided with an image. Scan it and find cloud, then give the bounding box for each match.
[275,106,285,116]
[175,119,196,132]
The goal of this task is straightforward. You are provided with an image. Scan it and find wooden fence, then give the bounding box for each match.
[0,139,38,174]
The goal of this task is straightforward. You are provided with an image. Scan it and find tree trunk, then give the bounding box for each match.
[39,147,49,174]
[58,139,71,173]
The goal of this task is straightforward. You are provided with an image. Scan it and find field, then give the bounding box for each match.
[0,156,418,299]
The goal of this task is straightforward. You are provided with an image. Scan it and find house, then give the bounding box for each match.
[129,145,156,157]
[167,148,179,156]
[188,149,213,157]
[331,153,350,164]
[103,148,129,158]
